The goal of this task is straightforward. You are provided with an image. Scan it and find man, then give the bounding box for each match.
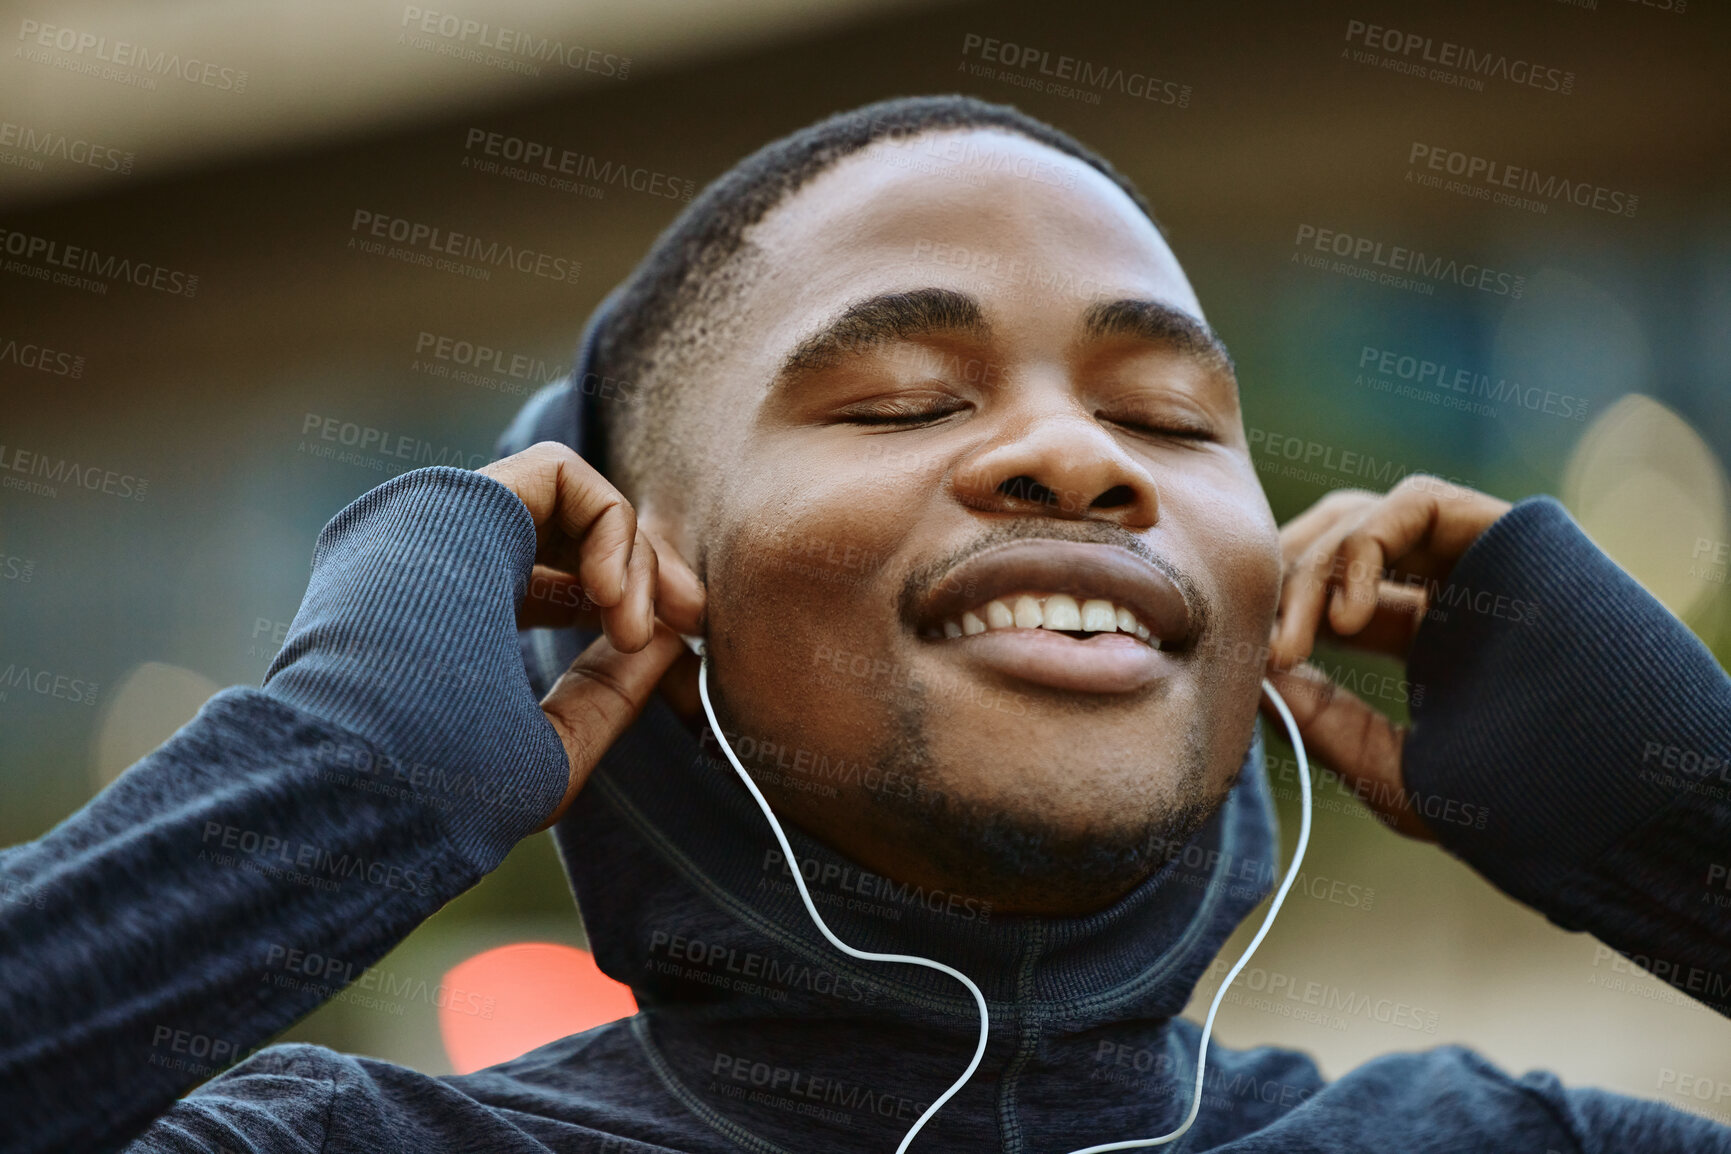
[3,95,1728,1152]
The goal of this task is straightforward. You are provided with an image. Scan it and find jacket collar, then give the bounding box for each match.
[553,673,1279,1023]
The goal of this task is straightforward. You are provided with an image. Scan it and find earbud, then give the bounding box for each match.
[695,652,1313,1154]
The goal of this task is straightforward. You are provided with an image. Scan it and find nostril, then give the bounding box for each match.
[1091,484,1136,509]
[998,475,1057,507]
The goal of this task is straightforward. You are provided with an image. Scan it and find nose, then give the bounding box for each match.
[951,395,1160,529]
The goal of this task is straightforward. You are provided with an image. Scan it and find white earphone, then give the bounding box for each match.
[682,633,1313,1153]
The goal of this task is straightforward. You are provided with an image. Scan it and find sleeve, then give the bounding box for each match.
[1400,495,1731,1016]
[0,467,572,1154]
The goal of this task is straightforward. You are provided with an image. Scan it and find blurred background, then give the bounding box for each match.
[3,0,1729,1126]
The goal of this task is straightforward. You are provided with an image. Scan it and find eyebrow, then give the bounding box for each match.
[771,287,1236,384]
[775,287,989,379]
[1082,298,1236,377]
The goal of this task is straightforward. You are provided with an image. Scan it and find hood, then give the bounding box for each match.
[498,376,1282,1151]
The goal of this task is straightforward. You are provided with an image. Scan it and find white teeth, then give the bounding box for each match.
[1082,599,1118,632]
[1013,595,1043,629]
[935,592,1163,648]
[1043,594,1082,630]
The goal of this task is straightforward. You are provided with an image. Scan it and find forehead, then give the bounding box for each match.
[741,128,1202,356]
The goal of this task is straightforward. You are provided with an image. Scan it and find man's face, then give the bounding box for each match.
[656,128,1281,914]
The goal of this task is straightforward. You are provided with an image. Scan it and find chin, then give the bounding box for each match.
[854,711,1230,913]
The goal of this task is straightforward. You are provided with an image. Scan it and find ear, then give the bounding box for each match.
[636,497,700,584]
[635,496,705,724]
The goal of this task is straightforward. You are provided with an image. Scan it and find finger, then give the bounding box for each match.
[1329,530,1390,635]
[480,442,635,608]
[1337,475,1510,590]
[600,529,657,653]
[643,526,706,637]
[1263,664,1434,842]
[1315,584,1426,660]
[1275,489,1378,567]
[517,564,603,631]
[536,622,687,828]
[1270,524,1354,671]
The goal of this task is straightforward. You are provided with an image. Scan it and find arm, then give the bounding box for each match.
[1265,478,1731,1016]
[0,452,702,1154]
[1401,495,1731,1013]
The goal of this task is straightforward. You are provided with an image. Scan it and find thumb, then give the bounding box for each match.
[536,621,687,829]
[1262,663,1434,842]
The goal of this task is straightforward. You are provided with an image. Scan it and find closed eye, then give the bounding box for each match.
[835,396,968,426]
[1106,417,1216,442]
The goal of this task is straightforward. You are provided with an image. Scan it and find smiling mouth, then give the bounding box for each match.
[908,538,1192,650]
[919,591,1160,648]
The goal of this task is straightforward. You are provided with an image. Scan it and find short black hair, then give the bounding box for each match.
[594,94,1163,504]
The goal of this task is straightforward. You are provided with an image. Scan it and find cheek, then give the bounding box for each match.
[702,472,913,704]
[1184,485,1282,633]
[1180,491,1281,742]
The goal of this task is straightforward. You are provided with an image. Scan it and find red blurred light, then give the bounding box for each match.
[439,942,637,1074]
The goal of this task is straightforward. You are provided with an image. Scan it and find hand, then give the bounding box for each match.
[479,442,705,825]
[1263,475,1511,840]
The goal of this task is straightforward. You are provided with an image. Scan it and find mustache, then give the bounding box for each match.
[896,518,1212,640]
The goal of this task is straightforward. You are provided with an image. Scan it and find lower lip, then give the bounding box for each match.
[925,628,1173,693]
